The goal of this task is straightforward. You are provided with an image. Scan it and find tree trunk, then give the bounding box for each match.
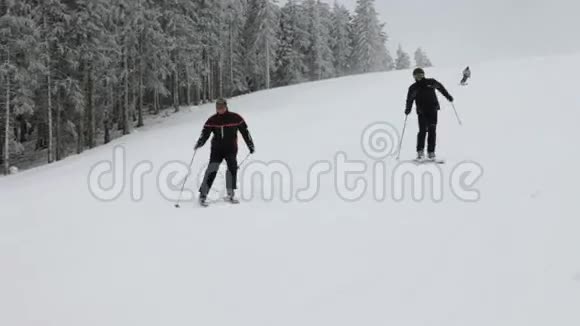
[4,53,10,175]
[104,80,111,144]
[104,111,111,144]
[265,37,271,89]
[109,78,114,134]
[47,53,53,163]
[77,103,85,154]
[219,59,224,98]
[207,51,212,101]
[173,68,179,112]
[87,65,96,148]
[229,25,234,97]
[193,81,199,105]
[137,58,144,127]
[56,88,62,161]
[123,50,130,135]
[201,73,206,103]
[186,66,191,105]
[153,87,159,114]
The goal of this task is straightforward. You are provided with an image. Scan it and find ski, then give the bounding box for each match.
[199,201,210,208]
[224,197,240,205]
[199,197,240,207]
[413,158,445,164]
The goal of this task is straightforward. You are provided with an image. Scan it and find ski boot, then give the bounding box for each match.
[427,152,436,161]
[226,190,240,204]
[199,194,209,207]
[416,150,425,161]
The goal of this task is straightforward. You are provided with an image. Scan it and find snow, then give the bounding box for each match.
[2,53,580,326]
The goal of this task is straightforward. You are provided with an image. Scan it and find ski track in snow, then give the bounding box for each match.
[1,54,580,326]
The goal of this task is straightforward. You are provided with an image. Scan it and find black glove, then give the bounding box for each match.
[194,142,202,150]
[448,96,454,102]
[248,144,255,154]
[405,108,412,115]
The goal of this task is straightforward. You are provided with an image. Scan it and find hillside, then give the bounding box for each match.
[1,54,580,326]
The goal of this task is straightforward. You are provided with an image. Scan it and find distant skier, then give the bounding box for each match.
[405,68,454,161]
[460,66,471,85]
[194,98,255,206]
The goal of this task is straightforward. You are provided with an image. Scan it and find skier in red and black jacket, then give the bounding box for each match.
[405,68,453,160]
[195,98,255,205]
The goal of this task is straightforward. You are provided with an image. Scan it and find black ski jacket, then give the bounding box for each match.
[406,78,453,114]
[196,111,254,153]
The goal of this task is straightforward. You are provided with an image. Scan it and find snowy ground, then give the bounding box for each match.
[1,54,580,326]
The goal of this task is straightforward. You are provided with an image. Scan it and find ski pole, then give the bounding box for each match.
[237,153,252,170]
[396,115,408,161]
[451,102,462,126]
[175,149,198,208]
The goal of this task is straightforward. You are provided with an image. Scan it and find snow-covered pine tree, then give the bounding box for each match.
[243,0,280,91]
[31,0,70,163]
[350,0,390,74]
[330,3,353,77]
[317,1,336,79]
[303,0,334,81]
[414,47,433,68]
[132,0,170,122]
[395,44,411,70]
[275,0,309,86]
[0,1,36,174]
[378,23,394,71]
[71,0,116,151]
[195,0,221,102]
[221,0,249,97]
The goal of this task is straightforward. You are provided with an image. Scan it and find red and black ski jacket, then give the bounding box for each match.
[196,111,254,153]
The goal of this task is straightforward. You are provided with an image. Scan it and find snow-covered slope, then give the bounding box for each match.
[1,54,580,326]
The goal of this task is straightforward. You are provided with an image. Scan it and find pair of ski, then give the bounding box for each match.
[199,196,240,208]
[412,157,445,164]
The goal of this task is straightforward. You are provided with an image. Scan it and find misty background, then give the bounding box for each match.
[303,0,580,66]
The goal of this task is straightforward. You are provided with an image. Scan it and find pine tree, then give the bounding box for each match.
[303,0,334,80]
[414,47,433,68]
[275,0,308,86]
[0,1,36,174]
[195,0,221,102]
[31,0,70,163]
[243,0,280,91]
[395,45,411,70]
[72,0,116,151]
[350,0,390,74]
[330,3,353,76]
[378,23,394,71]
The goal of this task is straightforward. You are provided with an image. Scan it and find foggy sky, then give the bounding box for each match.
[283,0,580,66]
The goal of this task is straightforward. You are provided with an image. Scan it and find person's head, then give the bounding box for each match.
[216,98,228,115]
[413,68,425,81]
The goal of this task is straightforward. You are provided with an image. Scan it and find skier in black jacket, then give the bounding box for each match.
[195,98,255,205]
[405,68,453,160]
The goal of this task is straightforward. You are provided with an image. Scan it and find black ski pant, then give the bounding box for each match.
[417,111,438,153]
[199,147,238,197]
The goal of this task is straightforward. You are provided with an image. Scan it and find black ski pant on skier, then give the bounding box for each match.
[199,148,238,197]
[417,111,438,154]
